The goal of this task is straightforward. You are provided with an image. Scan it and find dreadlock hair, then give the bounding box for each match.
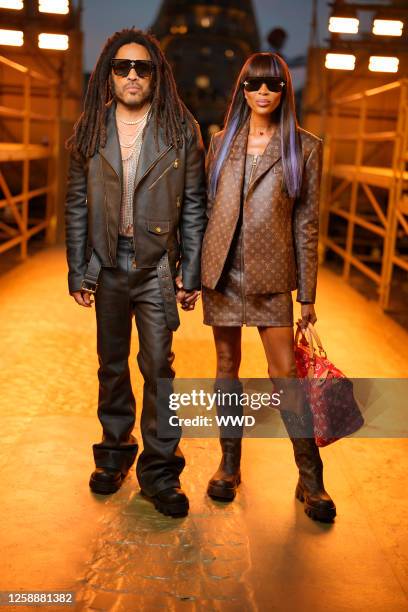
[65,28,188,159]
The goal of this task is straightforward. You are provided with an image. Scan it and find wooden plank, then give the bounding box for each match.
[323,237,381,284]
[0,143,52,162]
[0,220,48,254]
[0,186,51,209]
[330,208,386,237]
[332,131,396,142]
[331,164,408,189]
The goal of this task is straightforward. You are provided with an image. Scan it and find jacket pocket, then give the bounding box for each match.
[146,220,170,235]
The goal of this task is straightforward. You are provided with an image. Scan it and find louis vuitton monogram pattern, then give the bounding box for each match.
[202,153,294,327]
[201,119,323,304]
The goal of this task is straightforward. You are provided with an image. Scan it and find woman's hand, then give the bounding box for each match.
[300,303,317,329]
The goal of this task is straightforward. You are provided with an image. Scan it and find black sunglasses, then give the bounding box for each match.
[242,77,286,92]
[111,59,154,78]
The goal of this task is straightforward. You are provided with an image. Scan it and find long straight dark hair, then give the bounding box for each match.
[208,52,303,200]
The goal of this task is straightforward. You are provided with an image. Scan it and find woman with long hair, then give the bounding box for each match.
[201,52,336,522]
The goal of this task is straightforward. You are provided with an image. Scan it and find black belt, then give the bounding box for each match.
[157,251,180,331]
[81,248,180,332]
[80,250,101,294]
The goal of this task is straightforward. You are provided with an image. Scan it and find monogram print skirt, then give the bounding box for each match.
[202,217,294,327]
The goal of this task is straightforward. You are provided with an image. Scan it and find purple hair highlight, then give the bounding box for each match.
[208,52,303,201]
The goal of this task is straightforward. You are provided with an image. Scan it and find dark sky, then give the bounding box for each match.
[80,0,331,86]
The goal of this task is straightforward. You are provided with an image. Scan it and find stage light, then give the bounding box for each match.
[38,0,69,13]
[368,56,399,73]
[38,33,69,50]
[329,17,359,34]
[325,53,356,71]
[170,25,187,34]
[195,75,210,89]
[200,17,211,28]
[0,28,23,46]
[372,19,404,37]
[0,0,23,8]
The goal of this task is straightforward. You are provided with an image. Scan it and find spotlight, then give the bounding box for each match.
[372,19,404,37]
[325,53,356,71]
[38,33,69,50]
[39,0,69,14]
[0,0,23,8]
[368,56,399,73]
[0,28,23,46]
[329,17,359,34]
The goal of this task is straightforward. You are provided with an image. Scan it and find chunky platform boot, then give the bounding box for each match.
[207,378,243,501]
[207,437,242,501]
[281,409,336,523]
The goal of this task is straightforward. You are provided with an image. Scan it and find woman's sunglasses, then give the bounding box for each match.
[111,59,154,78]
[242,77,286,92]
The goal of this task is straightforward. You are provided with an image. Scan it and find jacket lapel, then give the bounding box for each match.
[248,123,282,187]
[226,119,250,202]
[99,100,123,186]
[134,113,174,192]
[225,119,282,196]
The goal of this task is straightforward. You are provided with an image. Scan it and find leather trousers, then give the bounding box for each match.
[93,235,185,496]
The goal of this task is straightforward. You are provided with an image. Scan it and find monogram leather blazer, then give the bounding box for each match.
[201,119,323,303]
[65,99,207,293]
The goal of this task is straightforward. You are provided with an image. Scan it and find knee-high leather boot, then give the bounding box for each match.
[207,379,243,501]
[280,408,337,523]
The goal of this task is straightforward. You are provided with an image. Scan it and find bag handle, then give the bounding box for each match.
[295,320,315,363]
[304,321,327,358]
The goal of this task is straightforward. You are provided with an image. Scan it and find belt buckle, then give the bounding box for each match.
[80,279,98,294]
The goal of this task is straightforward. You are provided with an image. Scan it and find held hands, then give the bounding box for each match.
[300,303,317,329]
[175,276,200,311]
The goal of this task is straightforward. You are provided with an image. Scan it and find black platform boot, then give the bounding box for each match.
[207,379,243,501]
[280,409,336,523]
[207,437,242,501]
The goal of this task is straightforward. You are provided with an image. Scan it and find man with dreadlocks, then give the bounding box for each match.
[64,28,206,517]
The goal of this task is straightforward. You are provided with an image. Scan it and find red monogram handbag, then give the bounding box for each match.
[294,321,364,447]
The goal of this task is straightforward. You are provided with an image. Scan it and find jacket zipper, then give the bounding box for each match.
[148,157,178,190]
[131,145,174,265]
[137,144,173,189]
[242,155,258,324]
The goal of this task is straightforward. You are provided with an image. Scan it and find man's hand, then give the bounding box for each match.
[300,303,317,329]
[71,290,94,308]
[175,276,200,311]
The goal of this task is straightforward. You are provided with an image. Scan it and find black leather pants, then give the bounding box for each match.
[93,235,185,496]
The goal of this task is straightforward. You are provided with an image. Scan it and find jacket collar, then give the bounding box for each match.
[227,116,282,190]
[99,100,122,184]
[98,99,173,189]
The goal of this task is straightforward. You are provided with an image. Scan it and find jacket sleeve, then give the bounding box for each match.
[64,151,88,294]
[293,138,323,304]
[179,121,207,291]
[204,134,216,219]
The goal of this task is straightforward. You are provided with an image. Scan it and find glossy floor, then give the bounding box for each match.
[0,246,407,611]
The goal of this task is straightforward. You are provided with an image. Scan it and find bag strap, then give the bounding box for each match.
[304,322,327,358]
[295,320,315,362]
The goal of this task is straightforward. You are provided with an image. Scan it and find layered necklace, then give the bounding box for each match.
[116,105,151,160]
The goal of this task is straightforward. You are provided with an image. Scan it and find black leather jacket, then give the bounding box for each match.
[64,100,207,293]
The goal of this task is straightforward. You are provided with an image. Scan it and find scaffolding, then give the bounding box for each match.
[320,79,408,310]
[0,54,60,260]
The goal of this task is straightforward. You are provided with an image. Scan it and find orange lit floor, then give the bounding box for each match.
[0,245,407,611]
